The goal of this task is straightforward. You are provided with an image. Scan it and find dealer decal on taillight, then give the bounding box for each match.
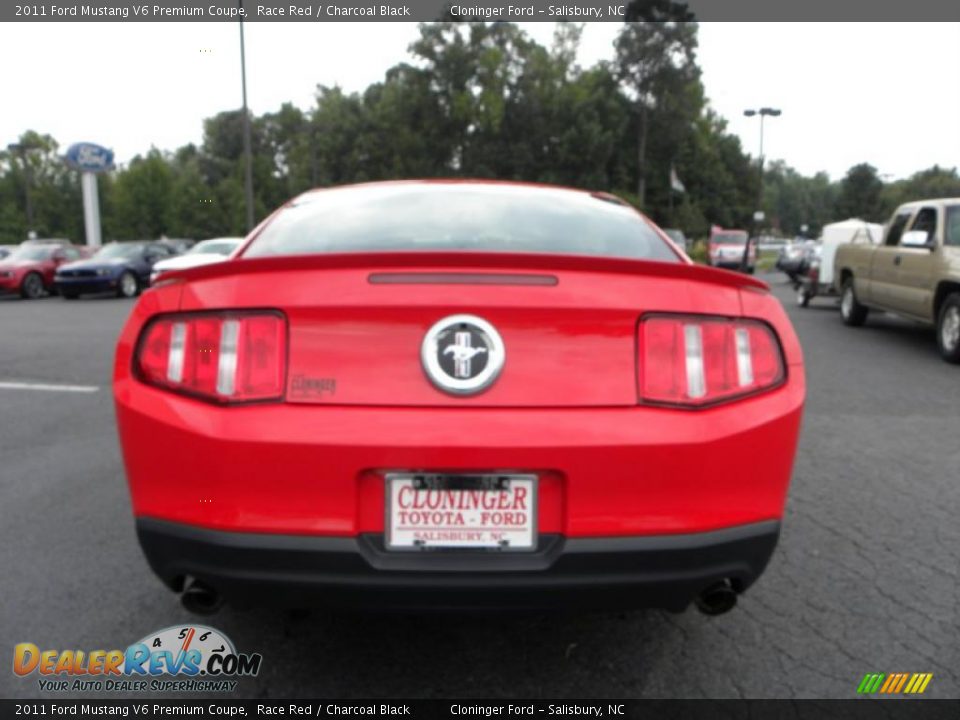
[639,315,785,407]
[134,311,287,403]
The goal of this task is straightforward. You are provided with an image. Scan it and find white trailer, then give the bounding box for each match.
[798,218,883,307]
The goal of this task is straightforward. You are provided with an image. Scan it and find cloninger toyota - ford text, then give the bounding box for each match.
[113,180,805,616]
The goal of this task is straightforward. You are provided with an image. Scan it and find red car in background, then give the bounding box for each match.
[0,243,88,299]
[709,226,756,273]
[114,180,804,616]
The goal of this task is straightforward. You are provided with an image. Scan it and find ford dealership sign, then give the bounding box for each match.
[65,142,114,173]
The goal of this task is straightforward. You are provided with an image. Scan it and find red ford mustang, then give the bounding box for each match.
[114,181,805,615]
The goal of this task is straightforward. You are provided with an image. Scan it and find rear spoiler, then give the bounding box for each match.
[158,251,770,292]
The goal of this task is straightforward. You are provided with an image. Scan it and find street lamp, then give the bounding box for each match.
[742,107,782,270]
[238,0,255,233]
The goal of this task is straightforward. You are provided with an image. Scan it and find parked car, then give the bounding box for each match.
[114,180,805,616]
[0,243,86,299]
[775,240,811,286]
[834,198,960,362]
[54,241,178,299]
[150,237,243,285]
[661,228,689,253]
[708,226,755,273]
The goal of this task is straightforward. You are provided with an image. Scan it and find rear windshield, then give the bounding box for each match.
[244,184,679,263]
[7,246,55,261]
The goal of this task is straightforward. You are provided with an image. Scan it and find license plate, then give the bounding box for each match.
[385,473,537,551]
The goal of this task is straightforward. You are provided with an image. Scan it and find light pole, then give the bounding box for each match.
[7,142,37,235]
[239,0,255,233]
[743,107,781,270]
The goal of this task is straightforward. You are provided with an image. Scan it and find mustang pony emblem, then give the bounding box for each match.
[421,314,505,395]
[444,331,488,378]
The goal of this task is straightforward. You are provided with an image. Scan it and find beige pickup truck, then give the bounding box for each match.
[834,198,960,362]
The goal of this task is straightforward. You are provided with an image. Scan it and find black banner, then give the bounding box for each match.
[2,700,960,720]
[4,0,960,22]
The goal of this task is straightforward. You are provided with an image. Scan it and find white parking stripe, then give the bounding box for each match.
[0,381,99,393]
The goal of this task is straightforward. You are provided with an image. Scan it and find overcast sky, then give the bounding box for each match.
[1,22,958,181]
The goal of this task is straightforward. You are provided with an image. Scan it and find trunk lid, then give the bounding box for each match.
[172,252,759,408]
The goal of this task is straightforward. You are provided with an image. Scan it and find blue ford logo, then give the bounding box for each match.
[65,142,114,173]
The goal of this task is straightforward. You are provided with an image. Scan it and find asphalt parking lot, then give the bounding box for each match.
[1,276,958,700]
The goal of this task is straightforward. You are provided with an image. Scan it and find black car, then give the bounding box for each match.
[54,242,179,299]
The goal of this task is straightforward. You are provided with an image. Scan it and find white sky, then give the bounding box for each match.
[1,22,958,181]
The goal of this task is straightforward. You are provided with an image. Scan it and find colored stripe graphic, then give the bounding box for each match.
[857,673,884,694]
[858,673,932,694]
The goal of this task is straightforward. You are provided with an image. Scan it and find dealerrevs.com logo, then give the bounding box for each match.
[13,625,261,693]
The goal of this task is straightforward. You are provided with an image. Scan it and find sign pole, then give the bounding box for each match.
[80,171,102,248]
[65,142,113,248]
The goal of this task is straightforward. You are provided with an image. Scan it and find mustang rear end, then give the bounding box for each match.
[114,181,805,614]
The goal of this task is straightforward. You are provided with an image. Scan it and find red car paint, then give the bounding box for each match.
[114,181,805,610]
[0,244,87,297]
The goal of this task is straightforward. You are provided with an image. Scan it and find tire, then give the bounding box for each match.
[840,277,868,326]
[797,288,811,308]
[117,271,139,298]
[936,292,960,364]
[19,272,44,299]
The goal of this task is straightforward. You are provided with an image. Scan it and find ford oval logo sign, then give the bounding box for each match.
[65,142,114,173]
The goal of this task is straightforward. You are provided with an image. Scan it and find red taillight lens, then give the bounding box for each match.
[639,315,785,407]
[135,312,287,403]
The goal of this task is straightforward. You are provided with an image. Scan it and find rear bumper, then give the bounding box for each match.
[137,517,781,611]
[55,277,117,294]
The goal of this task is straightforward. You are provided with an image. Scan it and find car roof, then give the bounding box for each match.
[293,179,635,207]
[896,198,960,210]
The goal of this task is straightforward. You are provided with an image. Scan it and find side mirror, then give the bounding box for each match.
[900,230,933,248]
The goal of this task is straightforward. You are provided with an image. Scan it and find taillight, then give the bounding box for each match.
[135,311,286,403]
[639,315,785,407]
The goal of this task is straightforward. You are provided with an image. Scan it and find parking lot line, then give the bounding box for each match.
[0,380,99,393]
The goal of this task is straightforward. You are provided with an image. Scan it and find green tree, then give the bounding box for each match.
[614,21,700,207]
[835,163,885,222]
[107,149,175,239]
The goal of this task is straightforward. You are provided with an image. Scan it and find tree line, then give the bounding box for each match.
[2,20,959,246]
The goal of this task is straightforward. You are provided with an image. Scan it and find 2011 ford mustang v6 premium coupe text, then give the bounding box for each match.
[114,181,805,615]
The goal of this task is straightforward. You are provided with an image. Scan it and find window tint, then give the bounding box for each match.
[245,184,679,263]
[95,244,144,259]
[885,212,913,246]
[909,207,937,243]
[944,206,960,247]
[8,246,54,261]
[190,240,240,256]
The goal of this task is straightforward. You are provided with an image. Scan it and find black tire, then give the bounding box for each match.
[19,272,44,299]
[840,277,869,326]
[936,292,960,364]
[117,271,139,298]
